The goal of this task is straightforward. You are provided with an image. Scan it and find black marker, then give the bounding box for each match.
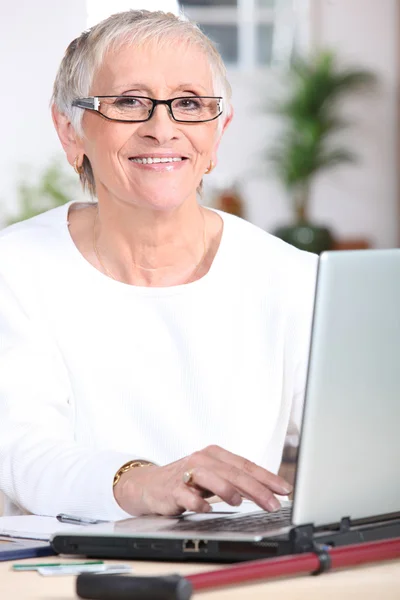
[77,574,192,600]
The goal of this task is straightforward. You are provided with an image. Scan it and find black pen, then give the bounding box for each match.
[56,513,108,526]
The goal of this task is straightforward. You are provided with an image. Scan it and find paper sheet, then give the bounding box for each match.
[0,515,87,541]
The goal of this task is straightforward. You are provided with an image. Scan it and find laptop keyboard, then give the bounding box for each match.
[170,506,292,534]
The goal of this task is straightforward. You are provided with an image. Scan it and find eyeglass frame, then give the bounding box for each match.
[71,95,224,124]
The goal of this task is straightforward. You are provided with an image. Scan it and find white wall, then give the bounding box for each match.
[0,0,87,220]
[0,0,398,247]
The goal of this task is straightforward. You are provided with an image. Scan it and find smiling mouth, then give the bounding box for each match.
[129,157,188,165]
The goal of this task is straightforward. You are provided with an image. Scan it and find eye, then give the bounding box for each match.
[175,97,203,110]
[113,96,145,107]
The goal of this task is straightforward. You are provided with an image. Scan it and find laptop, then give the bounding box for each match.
[52,250,400,562]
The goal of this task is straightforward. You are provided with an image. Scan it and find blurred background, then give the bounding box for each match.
[0,0,399,251]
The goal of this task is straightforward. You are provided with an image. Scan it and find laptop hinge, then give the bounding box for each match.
[290,516,353,552]
[289,523,315,553]
[289,524,333,575]
[339,516,351,533]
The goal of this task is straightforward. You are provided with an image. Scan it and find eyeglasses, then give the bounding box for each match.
[71,95,224,123]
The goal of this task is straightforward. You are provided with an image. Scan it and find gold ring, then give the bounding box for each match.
[182,469,194,486]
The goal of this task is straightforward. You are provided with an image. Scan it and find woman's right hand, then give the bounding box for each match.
[113,445,292,516]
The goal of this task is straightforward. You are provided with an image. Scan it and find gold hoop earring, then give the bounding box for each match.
[205,160,214,175]
[73,156,84,175]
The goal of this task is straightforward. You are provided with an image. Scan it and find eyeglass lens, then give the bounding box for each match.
[98,96,221,122]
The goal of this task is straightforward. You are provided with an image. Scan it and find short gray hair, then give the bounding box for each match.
[52,10,232,196]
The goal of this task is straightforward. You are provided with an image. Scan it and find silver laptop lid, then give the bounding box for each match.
[292,250,400,527]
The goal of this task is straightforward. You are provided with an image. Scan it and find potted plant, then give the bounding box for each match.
[269,50,377,254]
[4,159,79,227]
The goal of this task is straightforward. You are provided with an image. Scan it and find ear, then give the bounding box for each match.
[51,104,85,167]
[210,105,234,167]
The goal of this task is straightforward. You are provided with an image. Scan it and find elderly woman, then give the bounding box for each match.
[0,10,317,520]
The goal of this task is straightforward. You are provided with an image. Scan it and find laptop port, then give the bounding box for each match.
[151,542,167,551]
[198,540,208,551]
[183,539,208,553]
[133,542,149,550]
[183,539,198,552]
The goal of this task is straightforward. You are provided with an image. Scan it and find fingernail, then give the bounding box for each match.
[281,484,293,495]
[232,494,242,506]
[267,496,281,512]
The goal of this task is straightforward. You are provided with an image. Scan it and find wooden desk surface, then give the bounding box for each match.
[1,556,400,599]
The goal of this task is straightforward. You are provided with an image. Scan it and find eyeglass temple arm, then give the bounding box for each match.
[72,97,100,110]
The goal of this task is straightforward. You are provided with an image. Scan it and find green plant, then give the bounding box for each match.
[5,159,79,226]
[268,50,377,223]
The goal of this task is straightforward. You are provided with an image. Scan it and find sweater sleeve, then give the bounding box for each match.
[0,273,133,519]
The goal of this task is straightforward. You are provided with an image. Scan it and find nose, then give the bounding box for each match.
[137,103,179,146]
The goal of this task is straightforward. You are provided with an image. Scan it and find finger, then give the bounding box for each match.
[192,451,285,512]
[184,481,214,499]
[215,464,282,512]
[183,467,243,507]
[238,489,282,512]
[174,486,212,514]
[207,495,222,504]
[203,445,292,495]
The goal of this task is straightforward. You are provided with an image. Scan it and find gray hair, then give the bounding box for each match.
[52,10,232,196]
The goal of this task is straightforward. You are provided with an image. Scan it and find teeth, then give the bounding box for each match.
[131,157,184,164]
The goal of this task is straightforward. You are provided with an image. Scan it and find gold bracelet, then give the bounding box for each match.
[113,459,155,487]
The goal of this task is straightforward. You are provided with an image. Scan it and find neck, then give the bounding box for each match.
[93,199,208,287]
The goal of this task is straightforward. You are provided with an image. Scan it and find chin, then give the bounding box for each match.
[127,187,194,213]
[143,197,186,213]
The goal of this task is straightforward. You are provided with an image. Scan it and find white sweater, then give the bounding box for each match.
[0,202,318,519]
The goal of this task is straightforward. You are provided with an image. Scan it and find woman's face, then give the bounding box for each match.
[75,41,229,211]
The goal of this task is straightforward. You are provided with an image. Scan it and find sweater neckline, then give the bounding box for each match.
[61,200,229,296]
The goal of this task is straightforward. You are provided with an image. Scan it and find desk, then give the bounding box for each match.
[1,556,400,599]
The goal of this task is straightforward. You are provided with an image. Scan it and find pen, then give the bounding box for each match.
[56,513,107,525]
[13,561,104,571]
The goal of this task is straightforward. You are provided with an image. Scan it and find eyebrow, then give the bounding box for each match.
[112,82,211,95]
